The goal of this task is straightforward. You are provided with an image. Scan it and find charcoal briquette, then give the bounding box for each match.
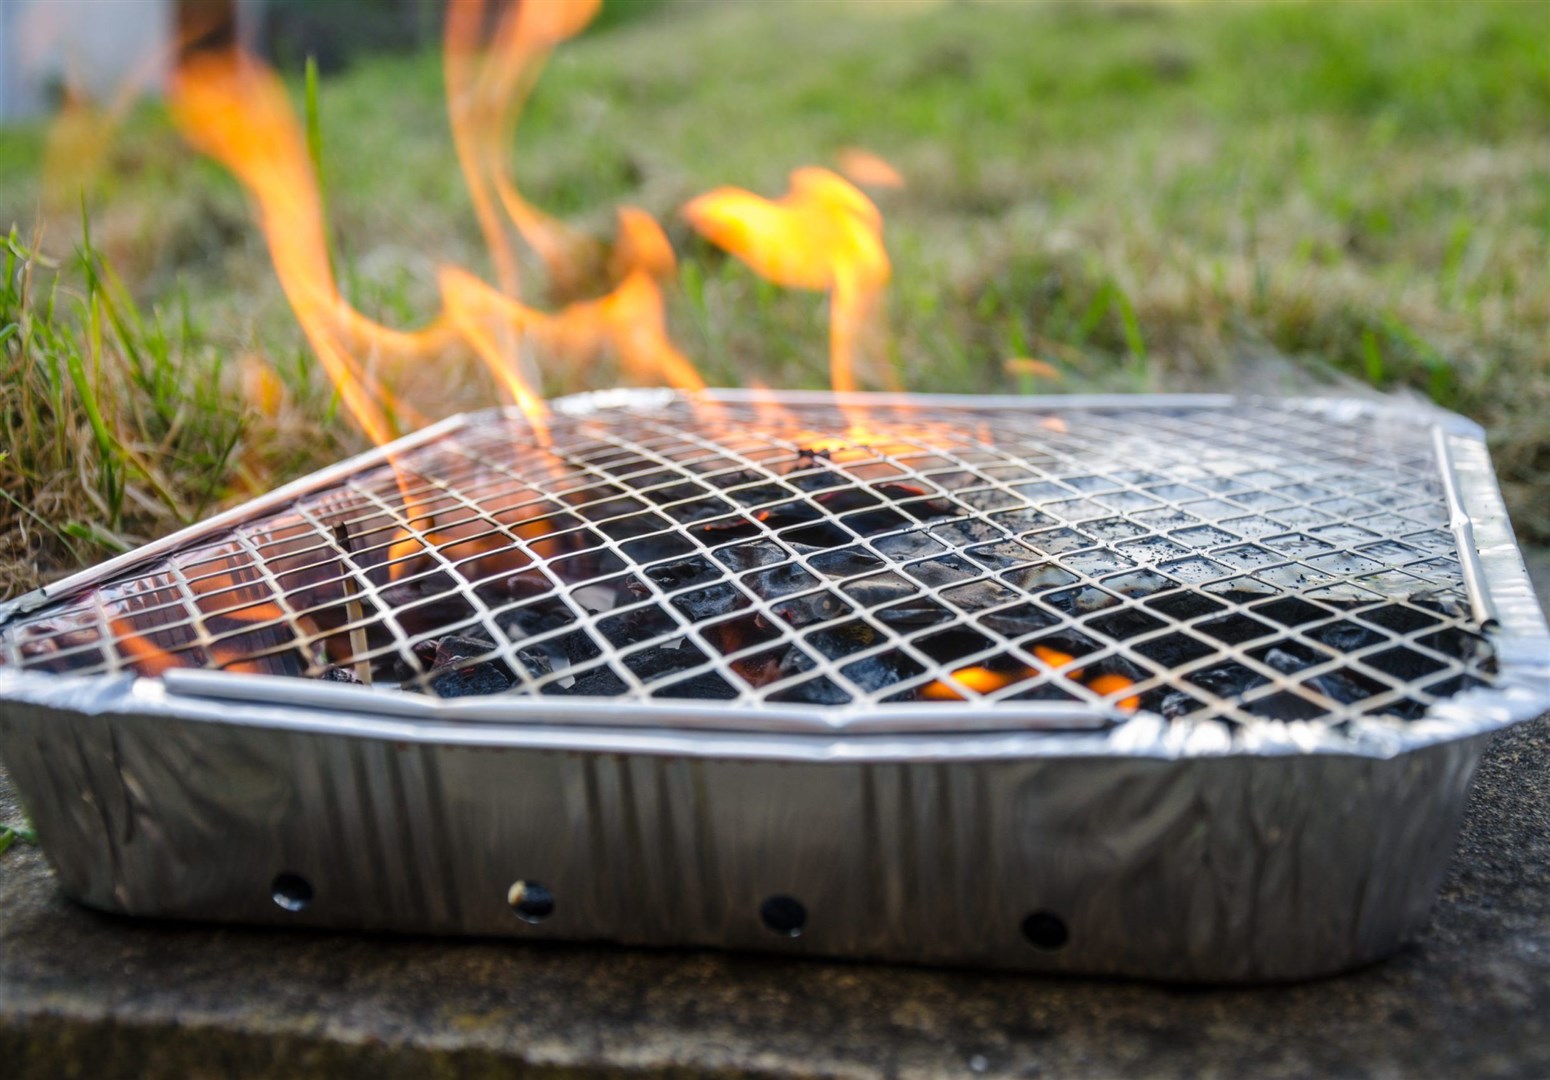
[430,662,512,698]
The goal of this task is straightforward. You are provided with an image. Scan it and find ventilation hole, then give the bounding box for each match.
[760,894,807,937]
[1021,910,1068,951]
[271,872,313,913]
[507,880,555,924]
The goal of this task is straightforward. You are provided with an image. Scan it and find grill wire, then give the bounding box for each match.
[0,396,1497,726]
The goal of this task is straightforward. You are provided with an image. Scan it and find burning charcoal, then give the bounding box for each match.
[426,634,513,698]
[319,665,361,683]
[391,637,444,681]
[624,641,711,682]
[1185,661,1270,699]
[768,676,851,705]
[515,647,554,679]
[977,602,1058,638]
[1002,679,1082,704]
[431,662,512,698]
[433,634,498,667]
[598,605,681,646]
[498,598,577,638]
[915,627,994,664]
[714,540,786,571]
[1310,621,1386,653]
[876,483,955,521]
[652,672,739,700]
[808,546,884,579]
[840,571,918,608]
[929,520,1008,548]
[786,468,848,494]
[672,582,748,621]
[770,589,848,628]
[874,598,953,629]
[1306,669,1383,707]
[1150,688,1205,720]
[783,521,856,549]
[805,620,878,659]
[762,648,851,704]
[746,563,820,598]
[834,507,910,537]
[840,649,925,693]
[699,612,780,655]
[811,487,881,514]
[548,667,629,696]
[697,515,764,543]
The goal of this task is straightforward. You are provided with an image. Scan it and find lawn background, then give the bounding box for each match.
[1,0,1546,594]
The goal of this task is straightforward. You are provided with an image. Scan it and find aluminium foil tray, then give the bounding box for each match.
[1,391,1546,982]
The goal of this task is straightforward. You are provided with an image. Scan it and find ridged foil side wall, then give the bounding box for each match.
[0,703,1484,981]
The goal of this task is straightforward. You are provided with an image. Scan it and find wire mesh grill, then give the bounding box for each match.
[0,394,1497,725]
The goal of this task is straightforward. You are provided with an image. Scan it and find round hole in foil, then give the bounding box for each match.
[271,873,313,913]
[760,894,807,937]
[507,880,555,924]
[1021,910,1068,951]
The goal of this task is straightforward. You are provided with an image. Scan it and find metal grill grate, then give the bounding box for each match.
[0,393,1497,726]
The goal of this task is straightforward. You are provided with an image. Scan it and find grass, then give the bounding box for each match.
[1,0,1547,594]
[0,821,37,857]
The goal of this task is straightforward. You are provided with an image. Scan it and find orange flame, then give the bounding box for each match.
[169,53,452,447]
[918,653,1141,710]
[684,167,892,407]
[170,50,569,445]
[107,615,184,677]
[445,0,604,299]
[919,665,1023,701]
[836,147,905,190]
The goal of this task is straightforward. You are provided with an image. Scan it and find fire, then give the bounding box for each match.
[169,53,447,448]
[444,0,605,299]
[836,147,906,190]
[684,167,893,407]
[118,2,1148,717]
[919,665,1023,701]
[170,1,700,451]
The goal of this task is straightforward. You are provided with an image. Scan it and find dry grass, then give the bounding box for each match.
[0,0,1546,596]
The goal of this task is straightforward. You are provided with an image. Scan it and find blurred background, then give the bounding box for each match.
[0,0,1546,592]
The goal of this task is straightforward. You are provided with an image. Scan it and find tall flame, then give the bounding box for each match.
[445,0,604,299]
[170,53,450,446]
[171,18,701,450]
[684,166,893,405]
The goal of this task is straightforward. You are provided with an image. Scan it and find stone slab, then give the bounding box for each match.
[1,554,1547,1078]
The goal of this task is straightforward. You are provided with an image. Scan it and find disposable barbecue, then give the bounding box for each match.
[2,389,1545,981]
